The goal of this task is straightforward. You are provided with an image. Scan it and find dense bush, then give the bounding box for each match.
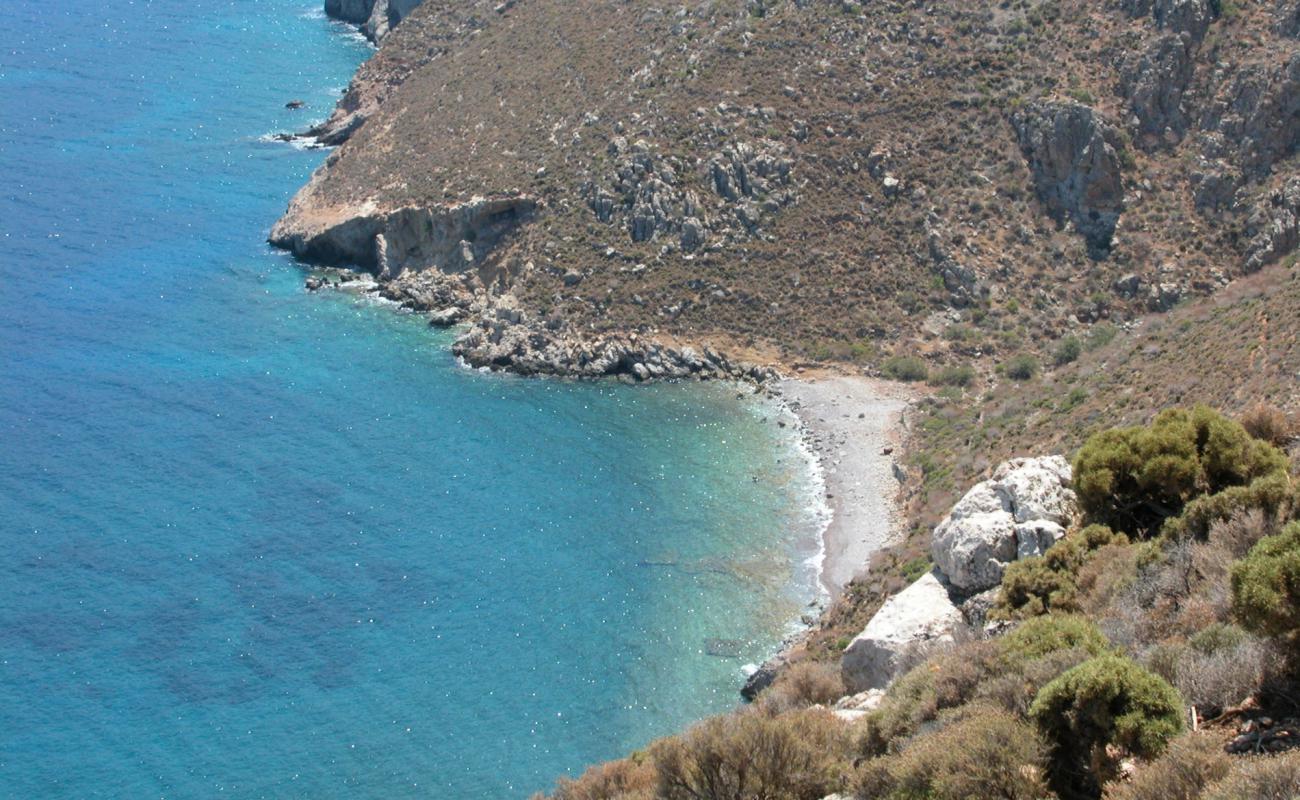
[1102,733,1231,800]
[930,363,975,388]
[1231,521,1300,638]
[1054,335,1083,366]
[1005,353,1039,380]
[999,614,1110,663]
[1031,655,1184,799]
[1240,403,1295,447]
[883,355,929,382]
[652,708,849,800]
[979,646,1097,717]
[1165,471,1297,542]
[544,757,656,800]
[996,526,1130,618]
[756,660,844,714]
[855,706,1050,800]
[1201,750,1300,800]
[1073,406,1288,537]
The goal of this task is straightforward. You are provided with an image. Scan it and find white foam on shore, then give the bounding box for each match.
[257,131,330,151]
[740,386,835,631]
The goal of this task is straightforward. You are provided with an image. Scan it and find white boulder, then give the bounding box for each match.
[841,571,964,693]
[932,456,1077,592]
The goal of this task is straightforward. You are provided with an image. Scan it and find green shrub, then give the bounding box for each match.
[930,364,976,388]
[1031,655,1184,799]
[996,526,1129,619]
[1004,353,1039,381]
[1188,623,1247,655]
[997,556,1078,618]
[1102,733,1231,800]
[1231,521,1300,638]
[1054,335,1083,366]
[999,614,1110,663]
[883,355,929,382]
[652,708,849,800]
[1086,322,1118,351]
[856,706,1050,800]
[1073,406,1288,538]
[1165,471,1297,541]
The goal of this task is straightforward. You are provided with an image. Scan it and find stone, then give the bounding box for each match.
[1012,102,1125,256]
[562,270,584,287]
[841,571,964,693]
[931,456,1078,592]
[1114,273,1143,298]
[428,306,467,326]
[834,688,886,712]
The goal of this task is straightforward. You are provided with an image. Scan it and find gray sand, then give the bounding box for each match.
[779,375,912,597]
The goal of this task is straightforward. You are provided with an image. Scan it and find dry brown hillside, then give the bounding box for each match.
[274,0,1299,380]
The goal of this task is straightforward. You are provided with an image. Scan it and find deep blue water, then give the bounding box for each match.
[0,2,824,797]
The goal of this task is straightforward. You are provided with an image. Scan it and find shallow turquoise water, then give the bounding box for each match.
[0,2,822,797]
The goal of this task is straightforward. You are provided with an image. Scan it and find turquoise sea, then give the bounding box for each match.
[0,2,824,797]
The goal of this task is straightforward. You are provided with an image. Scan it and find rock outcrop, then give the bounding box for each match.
[1012,102,1126,256]
[270,194,537,281]
[1279,0,1300,36]
[452,301,777,382]
[1121,0,1218,42]
[1245,177,1300,273]
[325,0,421,43]
[840,571,963,693]
[584,136,795,252]
[1120,34,1195,142]
[931,456,1077,593]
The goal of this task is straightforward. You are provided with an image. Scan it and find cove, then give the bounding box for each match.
[0,1,822,796]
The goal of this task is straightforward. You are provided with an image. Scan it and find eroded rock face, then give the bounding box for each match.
[1012,102,1125,256]
[1121,34,1195,141]
[1121,0,1218,42]
[1245,177,1300,273]
[931,456,1077,593]
[269,195,537,284]
[324,0,421,43]
[1279,0,1300,36]
[1197,51,1300,179]
[840,571,963,693]
[584,136,794,252]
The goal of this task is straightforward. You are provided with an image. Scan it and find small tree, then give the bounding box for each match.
[1031,655,1184,799]
[1073,406,1288,538]
[1231,521,1300,639]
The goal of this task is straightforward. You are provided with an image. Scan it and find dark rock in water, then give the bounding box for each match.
[305,276,325,292]
[272,132,294,142]
[704,638,743,658]
[740,653,788,701]
[285,99,305,110]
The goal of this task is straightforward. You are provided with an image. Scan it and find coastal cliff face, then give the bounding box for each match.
[324,0,421,43]
[277,0,1300,380]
